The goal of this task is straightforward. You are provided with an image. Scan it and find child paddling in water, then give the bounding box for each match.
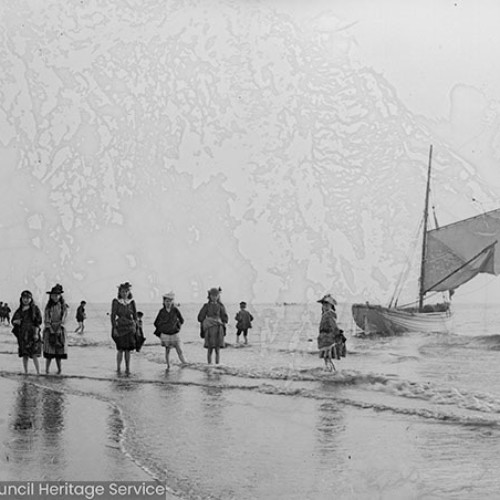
[235,301,253,344]
[317,294,346,372]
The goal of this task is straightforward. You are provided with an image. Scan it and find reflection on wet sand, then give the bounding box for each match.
[110,377,139,393]
[41,388,66,477]
[201,380,225,431]
[6,380,67,479]
[8,381,42,464]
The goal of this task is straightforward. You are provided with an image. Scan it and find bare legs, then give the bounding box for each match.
[22,356,40,375]
[116,350,131,375]
[165,347,170,370]
[45,357,62,375]
[323,350,335,372]
[207,347,221,365]
[75,322,84,334]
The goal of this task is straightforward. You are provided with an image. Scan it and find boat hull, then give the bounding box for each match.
[352,303,452,334]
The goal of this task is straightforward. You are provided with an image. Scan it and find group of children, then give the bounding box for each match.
[9,282,345,375]
[110,284,254,373]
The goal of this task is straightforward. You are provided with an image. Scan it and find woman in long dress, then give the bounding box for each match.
[197,287,228,365]
[111,282,137,374]
[11,290,43,375]
[43,284,69,375]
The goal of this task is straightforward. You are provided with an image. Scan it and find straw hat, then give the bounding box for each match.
[163,292,175,301]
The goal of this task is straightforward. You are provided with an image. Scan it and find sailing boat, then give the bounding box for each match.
[352,145,500,334]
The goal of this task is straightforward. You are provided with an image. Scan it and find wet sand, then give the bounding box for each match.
[0,371,178,499]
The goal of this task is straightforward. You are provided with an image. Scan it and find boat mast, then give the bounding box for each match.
[418,145,433,312]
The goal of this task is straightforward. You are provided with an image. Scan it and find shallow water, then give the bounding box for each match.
[1,302,500,499]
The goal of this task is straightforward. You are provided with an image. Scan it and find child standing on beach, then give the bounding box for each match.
[111,282,138,375]
[153,292,186,369]
[316,294,344,372]
[11,290,43,375]
[75,300,86,334]
[43,284,69,375]
[235,301,253,344]
[198,287,228,364]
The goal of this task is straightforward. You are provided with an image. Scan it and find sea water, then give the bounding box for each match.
[1,301,500,500]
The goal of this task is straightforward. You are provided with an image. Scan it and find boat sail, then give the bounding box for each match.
[352,146,500,334]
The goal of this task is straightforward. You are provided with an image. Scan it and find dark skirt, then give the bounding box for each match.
[113,321,137,351]
[43,326,67,360]
[17,326,42,358]
[203,325,225,349]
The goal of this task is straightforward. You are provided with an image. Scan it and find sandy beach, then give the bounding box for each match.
[0,358,179,500]
[1,302,500,499]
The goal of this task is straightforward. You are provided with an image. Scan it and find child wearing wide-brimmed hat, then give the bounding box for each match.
[43,283,69,375]
[316,294,345,372]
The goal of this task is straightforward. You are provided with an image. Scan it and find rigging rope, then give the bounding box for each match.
[389,216,424,307]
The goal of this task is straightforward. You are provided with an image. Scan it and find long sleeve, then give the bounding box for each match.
[44,306,51,327]
[220,304,228,324]
[176,308,184,325]
[154,309,162,329]
[33,306,42,327]
[130,300,137,321]
[11,308,21,325]
[197,304,208,323]
[111,299,118,327]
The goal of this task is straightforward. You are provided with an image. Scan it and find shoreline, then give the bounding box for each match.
[0,373,180,499]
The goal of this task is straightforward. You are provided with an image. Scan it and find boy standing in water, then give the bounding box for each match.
[75,300,86,334]
[235,301,253,344]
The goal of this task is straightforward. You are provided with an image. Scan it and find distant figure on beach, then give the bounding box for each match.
[111,282,137,375]
[0,302,11,324]
[197,287,228,365]
[235,301,253,344]
[4,303,11,324]
[317,294,346,372]
[11,290,43,375]
[43,284,69,375]
[135,311,146,352]
[153,292,186,369]
[74,300,87,334]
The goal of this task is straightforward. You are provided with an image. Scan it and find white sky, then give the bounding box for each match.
[2,0,500,305]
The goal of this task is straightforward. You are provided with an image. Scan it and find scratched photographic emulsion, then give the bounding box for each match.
[1,1,500,499]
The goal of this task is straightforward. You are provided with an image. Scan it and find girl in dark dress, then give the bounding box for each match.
[43,284,69,375]
[11,290,43,375]
[197,287,228,365]
[111,282,137,375]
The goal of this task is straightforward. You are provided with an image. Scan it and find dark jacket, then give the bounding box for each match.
[235,309,253,329]
[197,301,228,324]
[154,306,184,336]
